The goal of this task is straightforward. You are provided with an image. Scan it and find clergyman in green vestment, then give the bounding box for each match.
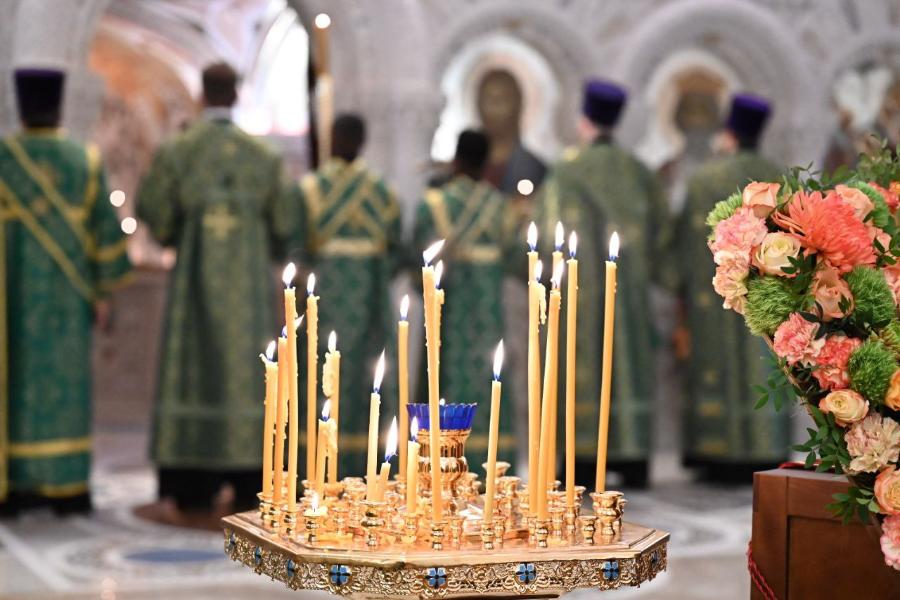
[413,130,518,465]
[1,69,132,515]
[537,81,670,488]
[137,64,297,511]
[672,94,788,479]
[290,114,402,477]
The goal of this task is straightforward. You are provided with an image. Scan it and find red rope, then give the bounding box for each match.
[747,541,778,600]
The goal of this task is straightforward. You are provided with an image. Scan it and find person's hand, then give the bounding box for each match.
[94,299,113,332]
[673,325,690,360]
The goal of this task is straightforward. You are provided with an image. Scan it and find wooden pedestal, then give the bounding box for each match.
[751,468,900,599]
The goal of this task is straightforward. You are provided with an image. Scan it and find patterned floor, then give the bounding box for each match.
[0,431,752,600]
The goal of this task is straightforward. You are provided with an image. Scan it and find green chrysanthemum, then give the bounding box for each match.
[848,339,895,405]
[879,320,900,361]
[706,191,743,237]
[845,266,895,329]
[744,276,804,336]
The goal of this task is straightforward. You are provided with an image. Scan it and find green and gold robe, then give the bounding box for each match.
[292,158,402,476]
[413,175,517,464]
[138,118,296,472]
[673,150,788,465]
[0,129,131,501]
[538,139,670,464]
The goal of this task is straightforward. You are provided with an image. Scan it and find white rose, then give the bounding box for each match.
[753,232,802,276]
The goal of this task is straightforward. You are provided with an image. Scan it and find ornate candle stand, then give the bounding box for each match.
[226,404,668,598]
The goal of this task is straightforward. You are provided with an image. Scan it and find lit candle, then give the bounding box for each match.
[552,221,564,276]
[406,417,420,513]
[434,260,445,363]
[483,341,504,527]
[565,232,578,508]
[315,400,332,495]
[260,341,278,499]
[537,262,563,520]
[323,331,340,482]
[366,351,386,500]
[306,273,319,484]
[378,416,398,501]
[528,258,545,516]
[596,232,619,492]
[283,264,300,512]
[398,295,410,477]
[422,240,445,521]
[272,335,289,507]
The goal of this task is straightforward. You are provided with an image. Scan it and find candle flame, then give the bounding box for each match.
[322,399,331,421]
[527,222,537,250]
[307,273,316,295]
[534,259,543,282]
[385,416,398,461]
[294,315,304,331]
[493,340,504,380]
[328,330,337,353]
[264,340,276,361]
[423,240,445,265]
[410,416,419,441]
[609,231,620,261]
[434,260,444,288]
[400,294,409,320]
[555,221,564,250]
[569,231,578,258]
[314,13,331,28]
[310,492,320,512]
[282,262,296,287]
[373,350,386,392]
[551,260,565,288]
[439,398,445,406]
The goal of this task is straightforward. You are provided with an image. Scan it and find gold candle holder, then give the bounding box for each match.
[534,518,550,548]
[257,492,272,525]
[282,506,299,538]
[480,522,495,550]
[612,492,626,533]
[402,512,419,544]
[430,520,446,550]
[268,501,282,532]
[595,491,621,537]
[549,504,565,540]
[304,509,325,544]
[331,505,349,537]
[344,481,367,530]
[361,500,385,548]
[564,504,578,537]
[493,510,506,548]
[447,515,464,547]
[579,514,596,545]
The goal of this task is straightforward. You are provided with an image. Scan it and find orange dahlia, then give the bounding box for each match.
[773,190,875,272]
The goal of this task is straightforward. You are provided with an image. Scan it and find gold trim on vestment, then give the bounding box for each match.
[84,144,100,213]
[316,162,364,218]
[456,185,500,250]
[424,189,452,240]
[5,137,91,249]
[0,180,93,300]
[8,436,91,458]
[93,236,128,262]
[30,481,89,498]
[98,270,136,295]
[300,174,322,220]
[314,174,378,250]
[455,244,501,263]
[318,237,385,257]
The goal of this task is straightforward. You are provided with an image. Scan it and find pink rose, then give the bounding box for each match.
[819,389,868,426]
[881,514,900,571]
[712,207,768,259]
[811,266,853,321]
[742,181,780,219]
[885,370,900,411]
[811,334,861,390]
[773,312,824,366]
[871,181,900,211]
[835,184,875,221]
[875,465,900,516]
[884,264,900,307]
[712,258,750,314]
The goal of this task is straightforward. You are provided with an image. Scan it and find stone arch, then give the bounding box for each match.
[615,0,824,166]
[429,1,595,149]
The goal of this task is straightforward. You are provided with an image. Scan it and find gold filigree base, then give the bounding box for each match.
[223,511,668,599]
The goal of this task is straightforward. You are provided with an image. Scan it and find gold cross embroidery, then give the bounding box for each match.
[203,205,238,240]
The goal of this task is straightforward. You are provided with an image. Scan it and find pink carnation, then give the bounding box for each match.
[773,313,823,366]
[773,190,876,273]
[881,514,900,571]
[884,263,900,307]
[712,207,768,262]
[712,257,750,314]
[845,413,900,474]
[810,335,862,390]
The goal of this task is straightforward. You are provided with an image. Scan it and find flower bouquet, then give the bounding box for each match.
[706,141,900,570]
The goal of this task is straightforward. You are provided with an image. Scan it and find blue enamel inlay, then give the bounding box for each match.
[516,562,537,584]
[330,564,350,586]
[426,567,447,588]
[254,546,262,565]
[407,403,477,431]
[286,559,297,578]
[602,560,619,580]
